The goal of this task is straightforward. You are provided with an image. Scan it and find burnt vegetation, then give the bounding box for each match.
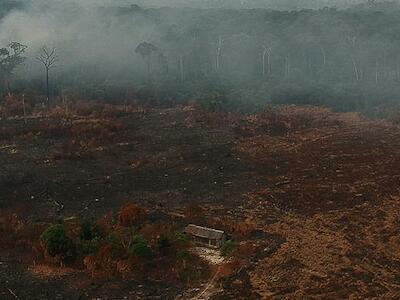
[3,0,400,299]
[2,102,400,298]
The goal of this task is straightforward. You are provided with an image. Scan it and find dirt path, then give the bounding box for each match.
[190,266,222,300]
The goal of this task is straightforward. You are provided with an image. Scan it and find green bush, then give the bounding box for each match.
[80,220,102,241]
[221,240,236,257]
[77,239,100,256]
[176,231,189,243]
[130,235,153,259]
[157,235,170,255]
[76,221,102,255]
[41,224,76,261]
[176,250,190,261]
[176,250,191,272]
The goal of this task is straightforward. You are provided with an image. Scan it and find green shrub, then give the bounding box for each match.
[221,240,236,257]
[77,239,100,255]
[41,224,76,261]
[157,235,170,255]
[176,232,189,243]
[80,220,102,241]
[176,250,190,261]
[176,250,191,270]
[130,235,153,259]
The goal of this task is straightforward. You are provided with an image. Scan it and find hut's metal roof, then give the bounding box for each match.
[184,224,225,240]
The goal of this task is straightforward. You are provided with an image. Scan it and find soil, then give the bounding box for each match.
[2,105,400,298]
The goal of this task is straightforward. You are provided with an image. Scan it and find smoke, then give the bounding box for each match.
[0,0,390,61]
[0,0,161,82]
[1,0,400,111]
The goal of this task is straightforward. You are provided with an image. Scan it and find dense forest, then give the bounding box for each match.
[2,1,400,115]
[133,0,371,10]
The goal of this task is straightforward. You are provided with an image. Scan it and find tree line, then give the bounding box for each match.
[3,2,400,114]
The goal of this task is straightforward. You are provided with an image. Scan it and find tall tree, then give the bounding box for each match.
[215,35,223,73]
[135,42,158,81]
[262,45,272,77]
[0,42,27,95]
[37,47,59,109]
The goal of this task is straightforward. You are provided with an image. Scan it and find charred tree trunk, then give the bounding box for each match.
[262,48,267,77]
[36,47,59,110]
[179,55,184,83]
[46,67,50,109]
[6,79,12,97]
[351,56,359,81]
[285,54,290,79]
[147,56,151,82]
[22,94,27,125]
[307,53,313,78]
[267,50,272,75]
[216,36,223,72]
[262,47,272,77]
[320,45,326,66]
[383,51,387,80]
[262,49,267,77]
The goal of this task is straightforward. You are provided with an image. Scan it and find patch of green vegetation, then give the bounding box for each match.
[80,220,102,241]
[176,231,189,242]
[130,235,153,259]
[40,224,76,261]
[157,235,170,255]
[77,239,100,256]
[221,240,236,257]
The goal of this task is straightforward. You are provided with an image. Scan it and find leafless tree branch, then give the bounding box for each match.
[36,46,59,70]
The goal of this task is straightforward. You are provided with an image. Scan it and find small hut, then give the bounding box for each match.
[184,224,226,249]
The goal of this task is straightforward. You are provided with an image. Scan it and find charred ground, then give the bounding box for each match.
[2,104,400,298]
[0,106,262,218]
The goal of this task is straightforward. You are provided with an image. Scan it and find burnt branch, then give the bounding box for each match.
[36,46,59,70]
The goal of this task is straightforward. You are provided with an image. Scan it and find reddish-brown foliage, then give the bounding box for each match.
[97,244,113,261]
[0,95,31,117]
[47,106,68,118]
[52,118,125,160]
[70,119,124,146]
[70,101,126,119]
[0,213,45,251]
[140,223,173,242]
[235,106,336,137]
[184,204,203,222]
[116,259,131,279]
[97,212,115,232]
[234,219,256,238]
[184,106,241,129]
[236,242,260,258]
[39,122,70,139]
[118,203,146,227]
[83,255,97,277]
[97,244,116,276]
[216,258,243,279]
[31,241,46,265]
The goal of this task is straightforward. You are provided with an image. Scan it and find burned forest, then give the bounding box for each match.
[2,0,400,299]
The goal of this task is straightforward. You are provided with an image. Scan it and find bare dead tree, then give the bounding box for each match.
[320,45,326,66]
[179,54,185,83]
[135,42,158,81]
[216,36,223,72]
[36,47,58,109]
[346,36,360,81]
[285,53,290,79]
[22,93,27,124]
[262,46,272,77]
